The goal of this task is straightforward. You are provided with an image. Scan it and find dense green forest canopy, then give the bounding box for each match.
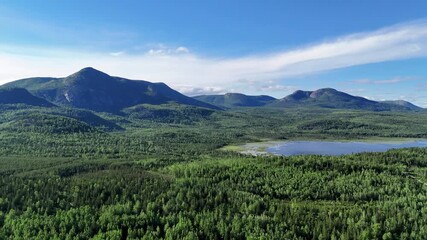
[0,102,427,239]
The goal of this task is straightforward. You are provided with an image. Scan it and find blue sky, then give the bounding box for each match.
[0,0,427,106]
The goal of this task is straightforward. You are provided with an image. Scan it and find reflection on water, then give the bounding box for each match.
[267,140,427,156]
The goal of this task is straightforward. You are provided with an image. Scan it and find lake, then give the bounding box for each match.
[267,140,427,156]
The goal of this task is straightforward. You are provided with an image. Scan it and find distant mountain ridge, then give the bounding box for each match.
[1,69,422,112]
[194,93,276,108]
[268,88,422,111]
[196,88,423,111]
[2,67,219,112]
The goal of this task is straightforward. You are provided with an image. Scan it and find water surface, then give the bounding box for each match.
[267,140,427,156]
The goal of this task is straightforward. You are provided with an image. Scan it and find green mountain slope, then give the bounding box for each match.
[194,93,276,108]
[1,113,98,134]
[123,103,215,124]
[381,100,422,110]
[2,67,219,112]
[0,104,123,131]
[0,88,55,107]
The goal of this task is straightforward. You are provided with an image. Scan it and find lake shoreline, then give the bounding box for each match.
[221,137,427,156]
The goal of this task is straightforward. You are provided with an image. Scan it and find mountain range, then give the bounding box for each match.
[196,88,422,111]
[0,67,423,112]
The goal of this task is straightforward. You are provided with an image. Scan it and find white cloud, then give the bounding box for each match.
[174,85,226,96]
[147,49,166,55]
[175,46,190,54]
[1,20,427,97]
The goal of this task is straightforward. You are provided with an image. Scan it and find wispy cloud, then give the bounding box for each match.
[344,88,367,94]
[416,83,427,91]
[257,84,298,92]
[1,20,427,97]
[0,7,140,50]
[147,46,191,56]
[351,76,419,84]
[110,51,126,57]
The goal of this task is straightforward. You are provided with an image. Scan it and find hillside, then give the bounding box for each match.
[123,103,214,124]
[2,67,219,112]
[1,113,98,134]
[381,100,422,110]
[0,88,55,107]
[194,93,276,108]
[0,104,123,132]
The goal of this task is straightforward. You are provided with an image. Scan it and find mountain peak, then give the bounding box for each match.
[65,67,113,87]
[285,90,311,101]
[309,88,339,98]
[70,67,110,78]
[77,67,106,74]
[1,68,218,112]
[312,88,338,93]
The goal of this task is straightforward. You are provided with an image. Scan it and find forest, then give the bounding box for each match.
[0,104,427,239]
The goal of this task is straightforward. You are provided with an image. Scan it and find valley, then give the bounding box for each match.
[0,68,426,239]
